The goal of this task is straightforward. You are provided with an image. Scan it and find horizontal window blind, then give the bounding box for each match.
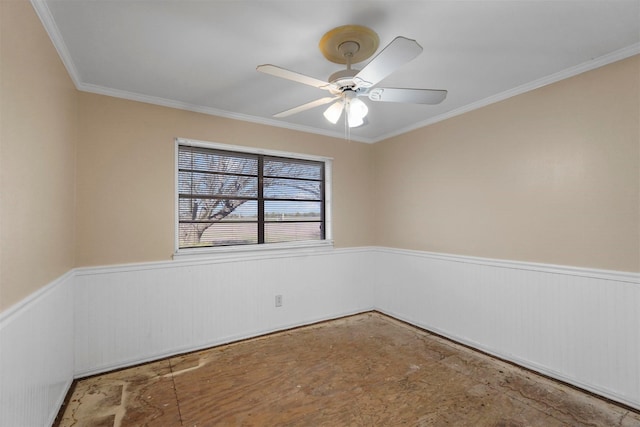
[178,145,325,249]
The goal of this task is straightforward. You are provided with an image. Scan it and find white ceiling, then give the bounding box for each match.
[34,0,640,143]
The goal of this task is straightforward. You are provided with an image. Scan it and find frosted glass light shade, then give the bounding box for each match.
[323,100,344,124]
[323,96,368,128]
[347,97,368,128]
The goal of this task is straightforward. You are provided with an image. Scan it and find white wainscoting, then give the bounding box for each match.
[371,247,640,410]
[74,247,375,377]
[0,271,75,427]
[2,246,638,426]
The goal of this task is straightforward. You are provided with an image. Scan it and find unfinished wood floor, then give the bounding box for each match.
[57,313,640,426]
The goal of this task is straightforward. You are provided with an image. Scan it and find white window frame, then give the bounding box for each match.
[173,137,333,259]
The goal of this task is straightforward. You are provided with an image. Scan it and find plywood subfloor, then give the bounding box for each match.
[57,313,640,426]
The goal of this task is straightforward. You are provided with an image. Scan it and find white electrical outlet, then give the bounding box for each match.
[275,294,283,307]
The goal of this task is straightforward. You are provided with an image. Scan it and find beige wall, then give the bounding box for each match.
[2,1,638,312]
[374,55,640,272]
[0,1,78,310]
[75,93,374,266]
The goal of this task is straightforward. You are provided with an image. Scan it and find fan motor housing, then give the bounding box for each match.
[328,68,359,91]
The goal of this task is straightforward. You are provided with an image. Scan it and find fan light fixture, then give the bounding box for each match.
[323,99,344,124]
[257,24,448,134]
[322,91,368,128]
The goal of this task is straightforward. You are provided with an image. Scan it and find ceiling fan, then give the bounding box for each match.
[257,25,447,128]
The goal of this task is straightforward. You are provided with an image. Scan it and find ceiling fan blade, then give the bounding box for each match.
[353,37,423,88]
[273,96,339,118]
[364,88,447,104]
[257,64,334,90]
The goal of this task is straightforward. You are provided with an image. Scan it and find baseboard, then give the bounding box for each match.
[73,247,376,376]
[0,270,75,427]
[75,307,374,378]
[376,308,640,412]
[372,248,640,411]
[48,378,74,427]
[2,245,638,425]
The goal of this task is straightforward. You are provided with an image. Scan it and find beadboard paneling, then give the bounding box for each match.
[6,245,637,425]
[0,271,75,427]
[372,248,640,410]
[74,248,375,377]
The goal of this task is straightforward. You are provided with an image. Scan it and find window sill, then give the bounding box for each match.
[172,240,335,263]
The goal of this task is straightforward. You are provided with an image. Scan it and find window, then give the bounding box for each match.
[176,139,331,252]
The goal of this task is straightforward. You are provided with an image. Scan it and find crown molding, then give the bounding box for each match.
[77,83,375,143]
[30,0,83,87]
[372,43,640,143]
[30,0,638,145]
[30,0,373,144]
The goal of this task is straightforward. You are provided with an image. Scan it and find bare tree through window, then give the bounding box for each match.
[178,145,325,248]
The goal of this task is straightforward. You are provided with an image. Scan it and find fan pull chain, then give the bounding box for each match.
[344,101,351,142]
[344,47,353,141]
